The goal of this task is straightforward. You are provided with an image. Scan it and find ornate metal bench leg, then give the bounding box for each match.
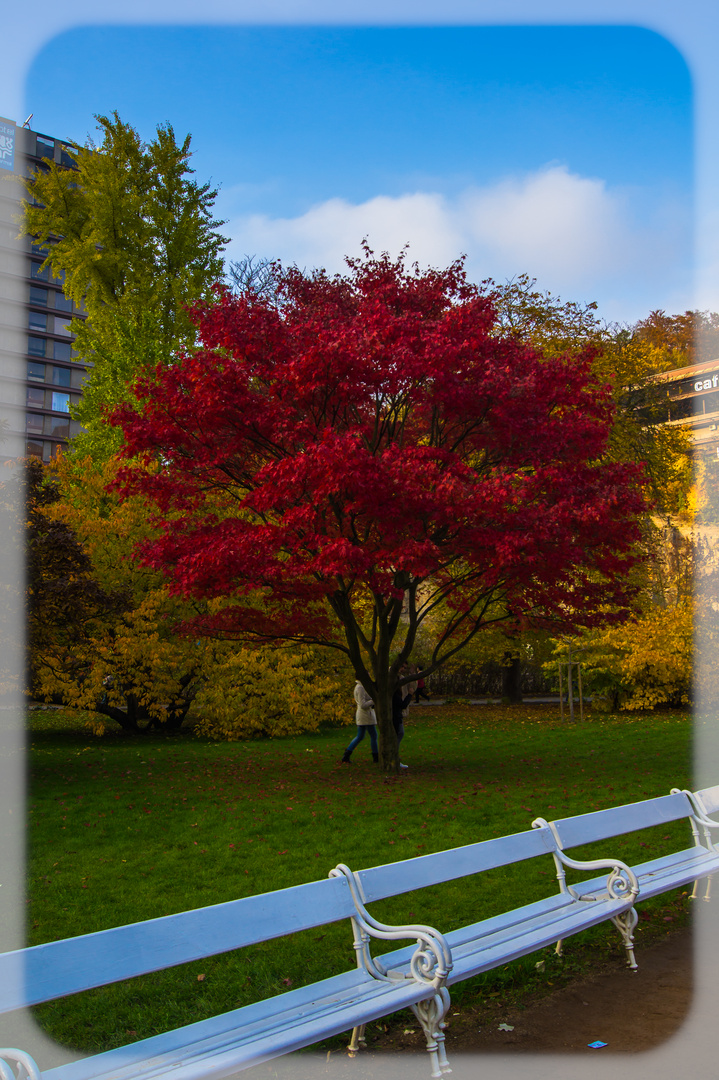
[0,1050,41,1080]
[611,908,638,969]
[434,987,452,1072]
[347,1024,366,1055]
[411,991,452,1078]
[704,875,713,902]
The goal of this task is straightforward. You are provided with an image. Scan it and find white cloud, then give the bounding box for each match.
[230,191,463,274]
[459,166,628,281]
[224,165,691,323]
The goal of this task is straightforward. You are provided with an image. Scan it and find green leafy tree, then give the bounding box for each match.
[22,112,228,459]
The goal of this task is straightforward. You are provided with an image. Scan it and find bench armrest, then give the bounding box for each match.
[671,788,719,849]
[0,1048,41,1080]
[532,819,639,901]
[329,864,452,990]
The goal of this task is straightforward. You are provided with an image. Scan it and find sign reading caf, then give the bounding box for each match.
[695,375,719,391]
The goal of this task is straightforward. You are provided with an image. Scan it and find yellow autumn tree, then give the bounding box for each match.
[192,644,349,740]
[555,523,695,711]
[32,455,350,737]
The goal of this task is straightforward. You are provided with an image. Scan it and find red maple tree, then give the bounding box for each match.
[113,250,645,770]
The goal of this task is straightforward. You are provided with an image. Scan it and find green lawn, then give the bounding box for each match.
[28,703,693,1053]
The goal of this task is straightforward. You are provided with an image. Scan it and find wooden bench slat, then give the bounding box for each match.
[444,895,634,982]
[0,876,354,1014]
[371,885,633,988]
[43,967,436,1080]
[356,826,556,902]
[548,792,692,849]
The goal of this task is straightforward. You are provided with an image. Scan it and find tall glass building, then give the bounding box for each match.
[0,115,88,462]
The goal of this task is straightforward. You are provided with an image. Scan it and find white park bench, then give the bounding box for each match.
[337,788,719,1056]
[533,787,719,929]
[0,785,714,1080]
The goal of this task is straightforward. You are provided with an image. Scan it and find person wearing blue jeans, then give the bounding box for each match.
[341,681,379,762]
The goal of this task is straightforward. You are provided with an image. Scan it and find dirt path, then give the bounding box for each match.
[443,926,692,1055]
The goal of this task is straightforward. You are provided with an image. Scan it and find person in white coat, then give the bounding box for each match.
[341,681,379,763]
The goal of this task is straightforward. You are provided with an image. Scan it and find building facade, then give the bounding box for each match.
[641,358,719,456]
[0,115,87,462]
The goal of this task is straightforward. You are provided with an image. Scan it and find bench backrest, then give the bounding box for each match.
[0,875,356,1014]
[546,792,695,850]
[694,785,719,817]
[6,796,691,1014]
[355,826,557,904]
[0,827,559,1011]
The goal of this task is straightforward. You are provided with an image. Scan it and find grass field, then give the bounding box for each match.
[28,702,693,1053]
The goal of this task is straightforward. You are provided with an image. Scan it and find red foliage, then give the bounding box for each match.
[112,250,645,748]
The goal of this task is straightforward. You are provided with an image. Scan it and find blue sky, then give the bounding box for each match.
[24,24,693,325]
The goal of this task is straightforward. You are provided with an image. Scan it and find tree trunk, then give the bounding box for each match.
[94,700,139,733]
[374,684,400,775]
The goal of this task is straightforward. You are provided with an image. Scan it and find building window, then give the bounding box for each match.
[702,390,719,415]
[45,416,70,439]
[26,387,45,408]
[35,136,54,160]
[28,336,46,357]
[29,310,47,332]
[29,285,48,306]
[26,414,43,435]
[60,144,76,168]
[54,316,73,335]
[27,361,46,382]
[52,366,71,387]
[51,392,70,413]
[26,440,46,460]
[30,263,49,282]
[30,240,49,257]
[53,341,72,361]
[54,292,73,313]
[70,367,87,389]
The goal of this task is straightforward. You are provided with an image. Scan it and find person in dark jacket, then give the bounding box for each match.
[392,683,413,769]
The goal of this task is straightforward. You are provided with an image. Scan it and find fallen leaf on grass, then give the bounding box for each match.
[498,1024,514,1031]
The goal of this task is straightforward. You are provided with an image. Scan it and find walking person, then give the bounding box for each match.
[392,677,414,770]
[341,680,379,763]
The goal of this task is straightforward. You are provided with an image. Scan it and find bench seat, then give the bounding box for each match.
[42,965,441,1080]
[570,845,719,904]
[0,875,452,1080]
[370,883,635,987]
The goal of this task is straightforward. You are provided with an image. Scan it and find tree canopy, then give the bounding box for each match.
[22,112,228,459]
[111,249,646,770]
